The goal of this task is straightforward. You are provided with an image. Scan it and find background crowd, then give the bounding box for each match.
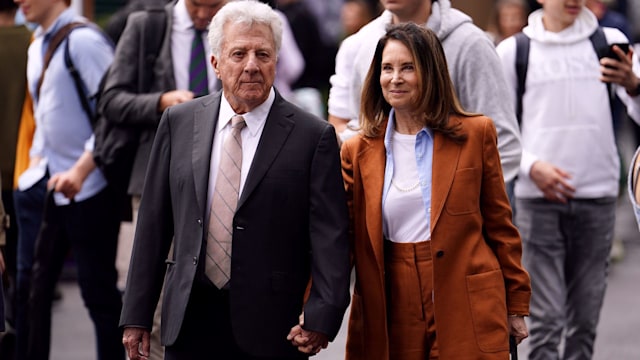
[1,0,640,359]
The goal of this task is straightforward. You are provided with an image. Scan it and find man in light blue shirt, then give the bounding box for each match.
[14,0,124,357]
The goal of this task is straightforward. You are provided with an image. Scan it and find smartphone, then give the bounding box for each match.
[605,43,630,60]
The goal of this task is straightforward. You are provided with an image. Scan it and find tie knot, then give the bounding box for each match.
[231,115,246,129]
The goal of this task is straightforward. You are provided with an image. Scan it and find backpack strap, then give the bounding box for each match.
[36,22,87,100]
[62,23,114,128]
[589,26,614,111]
[63,24,94,126]
[513,27,614,127]
[514,32,530,126]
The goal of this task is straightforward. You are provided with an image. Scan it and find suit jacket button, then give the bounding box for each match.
[193,257,198,265]
[197,219,202,227]
[436,250,445,258]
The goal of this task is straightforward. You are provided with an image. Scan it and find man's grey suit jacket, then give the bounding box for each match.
[119,90,351,358]
[100,2,177,195]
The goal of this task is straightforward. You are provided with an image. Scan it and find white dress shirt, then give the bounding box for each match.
[206,88,276,216]
[171,0,217,93]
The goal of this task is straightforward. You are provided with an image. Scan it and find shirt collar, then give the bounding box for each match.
[36,7,77,39]
[174,0,195,32]
[217,88,276,136]
[384,108,432,149]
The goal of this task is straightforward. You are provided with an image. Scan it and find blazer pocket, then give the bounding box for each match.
[445,168,481,215]
[466,269,509,353]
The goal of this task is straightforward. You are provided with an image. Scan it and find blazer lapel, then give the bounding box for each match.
[430,119,462,232]
[192,93,221,214]
[359,135,386,274]
[237,94,294,209]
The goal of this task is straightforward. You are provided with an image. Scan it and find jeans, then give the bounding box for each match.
[12,177,47,360]
[516,197,616,360]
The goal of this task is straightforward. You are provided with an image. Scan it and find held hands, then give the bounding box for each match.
[600,45,640,95]
[508,316,528,345]
[287,313,329,355]
[122,327,151,360]
[530,160,575,203]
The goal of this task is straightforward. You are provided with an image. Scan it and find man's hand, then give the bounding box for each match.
[48,168,84,200]
[530,160,575,203]
[47,151,96,200]
[600,45,639,94]
[123,327,151,360]
[286,313,329,354]
[158,90,195,112]
[508,316,528,345]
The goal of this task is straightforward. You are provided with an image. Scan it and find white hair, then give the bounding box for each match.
[208,0,283,57]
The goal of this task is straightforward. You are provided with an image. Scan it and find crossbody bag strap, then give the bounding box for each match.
[35,22,87,100]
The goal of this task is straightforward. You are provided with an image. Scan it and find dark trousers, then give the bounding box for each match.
[2,187,19,328]
[13,177,47,360]
[27,187,124,360]
[165,281,307,360]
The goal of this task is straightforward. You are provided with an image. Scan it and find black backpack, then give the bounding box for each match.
[514,27,613,125]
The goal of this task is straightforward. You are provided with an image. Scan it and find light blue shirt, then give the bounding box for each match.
[27,8,113,205]
[382,109,434,238]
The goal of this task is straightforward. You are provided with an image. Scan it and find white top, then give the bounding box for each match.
[497,8,640,198]
[383,131,430,243]
[206,88,275,215]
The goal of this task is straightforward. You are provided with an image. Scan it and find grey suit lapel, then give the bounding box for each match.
[237,95,295,209]
[192,94,221,214]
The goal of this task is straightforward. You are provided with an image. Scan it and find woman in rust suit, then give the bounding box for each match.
[340,23,531,359]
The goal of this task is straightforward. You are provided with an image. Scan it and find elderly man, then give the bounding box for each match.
[119,1,351,359]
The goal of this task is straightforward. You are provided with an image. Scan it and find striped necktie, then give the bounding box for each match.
[205,115,246,288]
[189,29,209,97]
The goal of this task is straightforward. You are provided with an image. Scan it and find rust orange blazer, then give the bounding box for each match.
[341,115,531,359]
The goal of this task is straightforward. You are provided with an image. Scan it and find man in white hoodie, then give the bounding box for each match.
[327,0,522,190]
[496,1,640,359]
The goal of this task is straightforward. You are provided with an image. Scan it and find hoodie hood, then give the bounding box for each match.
[523,7,599,44]
[430,0,473,41]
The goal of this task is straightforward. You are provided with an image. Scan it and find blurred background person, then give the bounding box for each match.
[340,0,380,38]
[340,22,530,360]
[0,0,31,355]
[14,0,123,356]
[486,0,529,45]
[496,2,640,358]
[277,0,336,118]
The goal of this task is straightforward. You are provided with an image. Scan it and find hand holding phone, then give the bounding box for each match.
[605,43,630,61]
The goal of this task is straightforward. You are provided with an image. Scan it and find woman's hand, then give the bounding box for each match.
[509,315,528,344]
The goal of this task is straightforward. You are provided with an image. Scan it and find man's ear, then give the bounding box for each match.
[211,55,220,78]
